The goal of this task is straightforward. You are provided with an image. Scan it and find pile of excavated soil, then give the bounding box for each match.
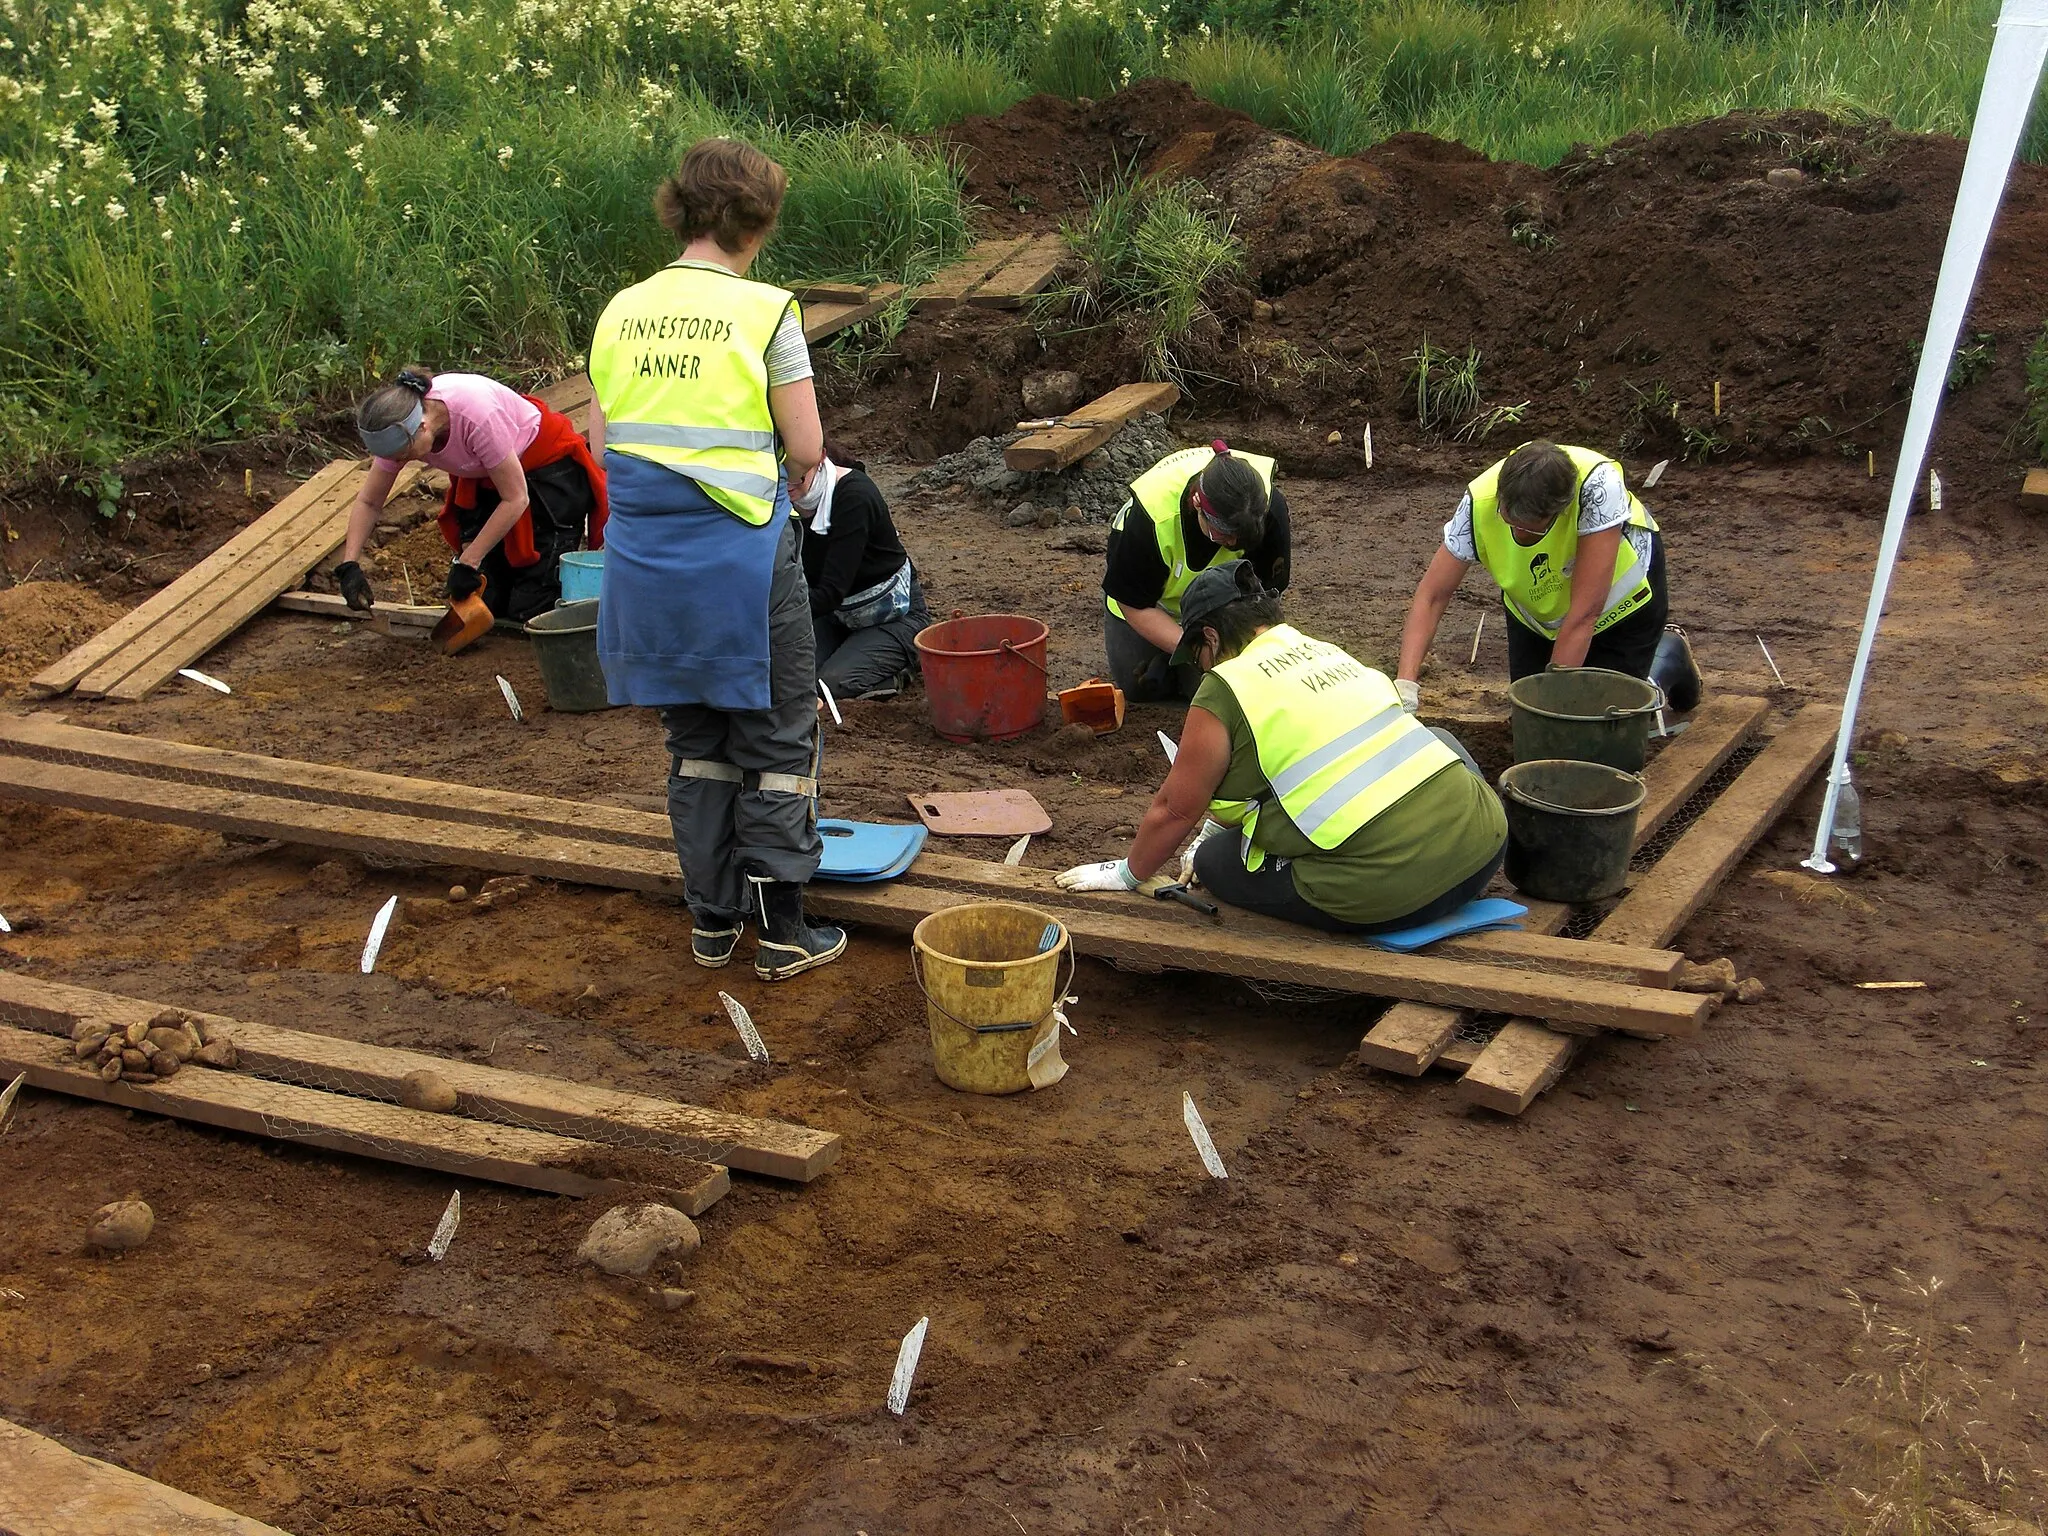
[0,580,126,691]
[907,412,1179,523]
[831,82,2047,508]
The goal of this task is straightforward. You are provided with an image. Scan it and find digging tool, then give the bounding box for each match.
[1152,881,1219,919]
[432,591,493,655]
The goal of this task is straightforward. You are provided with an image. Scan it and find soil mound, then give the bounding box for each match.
[850,83,2048,503]
[0,580,125,691]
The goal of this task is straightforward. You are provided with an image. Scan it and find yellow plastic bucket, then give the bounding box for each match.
[910,902,1072,1094]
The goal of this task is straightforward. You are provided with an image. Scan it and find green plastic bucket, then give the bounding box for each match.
[1498,758,1645,903]
[524,598,613,713]
[1507,665,1664,773]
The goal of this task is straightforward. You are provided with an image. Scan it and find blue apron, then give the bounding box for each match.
[597,451,791,710]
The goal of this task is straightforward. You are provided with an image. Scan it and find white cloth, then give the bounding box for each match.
[792,456,842,534]
[1442,460,1650,568]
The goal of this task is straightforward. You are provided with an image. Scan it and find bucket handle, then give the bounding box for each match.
[999,639,1048,675]
[1604,681,1666,720]
[911,943,1076,1036]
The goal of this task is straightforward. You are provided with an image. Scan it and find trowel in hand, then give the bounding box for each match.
[431,591,494,655]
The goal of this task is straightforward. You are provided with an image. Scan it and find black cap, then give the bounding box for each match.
[1168,564,1256,667]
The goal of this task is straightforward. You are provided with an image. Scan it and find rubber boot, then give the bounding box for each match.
[1648,625,1703,713]
[751,879,847,981]
[691,918,744,970]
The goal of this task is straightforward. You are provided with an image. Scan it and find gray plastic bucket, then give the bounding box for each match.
[1498,758,1646,903]
[1507,665,1664,773]
[524,598,612,713]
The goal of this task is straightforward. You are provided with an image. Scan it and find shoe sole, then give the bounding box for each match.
[693,951,736,969]
[754,932,849,982]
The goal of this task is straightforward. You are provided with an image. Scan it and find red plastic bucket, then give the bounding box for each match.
[914,613,1050,743]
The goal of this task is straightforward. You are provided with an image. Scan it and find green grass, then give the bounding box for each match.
[2026,322,2048,464]
[881,43,1030,133]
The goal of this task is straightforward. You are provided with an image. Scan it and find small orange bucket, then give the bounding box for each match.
[1058,677,1125,735]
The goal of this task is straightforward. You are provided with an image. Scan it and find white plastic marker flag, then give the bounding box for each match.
[1182,1091,1228,1179]
[818,678,843,726]
[176,667,232,694]
[1003,834,1031,866]
[1808,0,2048,873]
[0,1070,25,1132]
[1362,423,1374,469]
[427,1190,461,1261]
[360,895,399,974]
[496,676,524,723]
[1928,470,1944,512]
[1157,730,1179,765]
[719,991,770,1064]
[0,911,10,933]
[1643,459,1670,490]
[887,1315,930,1416]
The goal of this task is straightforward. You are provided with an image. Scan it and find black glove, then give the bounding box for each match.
[335,560,374,611]
[446,560,484,601]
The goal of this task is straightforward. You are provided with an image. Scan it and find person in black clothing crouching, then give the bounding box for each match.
[794,440,931,699]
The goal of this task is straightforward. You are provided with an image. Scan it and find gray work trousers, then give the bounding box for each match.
[1103,609,1200,703]
[814,577,931,700]
[662,517,822,926]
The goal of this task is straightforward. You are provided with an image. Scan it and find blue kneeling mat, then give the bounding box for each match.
[1364,897,1527,952]
[817,820,928,882]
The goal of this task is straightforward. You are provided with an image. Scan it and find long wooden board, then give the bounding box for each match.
[964,233,1067,307]
[1456,1019,1583,1115]
[274,590,445,630]
[0,756,1709,1035]
[1594,704,1840,948]
[0,1024,729,1212]
[28,458,363,697]
[1005,382,1181,472]
[802,284,905,344]
[0,972,838,1183]
[2022,467,2048,510]
[0,1417,291,1536]
[0,720,1682,986]
[910,238,1031,311]
[1357,1003,1462,1075]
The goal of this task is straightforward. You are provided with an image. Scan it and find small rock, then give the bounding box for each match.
[73,1030,111,1059]
[123,1020,148,1047]
[577,1203,701,1278]
[1004,502,1040,528]
[1036,506,1060,529]
[194,1040,239,1070]
[1325,430,1342,444]
[307,860,362,896]
[399,1069,458,1114]
[70,1019,106,1044]
[658,1287,697,1312]
[447,885,469,903]
[1766,166,1805,188]
[98,1058,123,1083]
[1020,369,1085,418]
[1253,299,1274,322]
[846,402,874,420]
[120,1048,150,1072]
[1270,300,1287,321]
[148,1008,184,1030]
[1061,504,1086,524]
[146,1026,192,1060]
[1675,957,1739,996]
[88,1199,155,1251]
[474,876,534,912]
[151,1054,180,1080]
[1734,976,1768,1005]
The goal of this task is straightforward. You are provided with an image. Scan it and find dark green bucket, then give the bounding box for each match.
[524,598,613,713]
[1507,665,1664,773]
[1498,759,1646,904]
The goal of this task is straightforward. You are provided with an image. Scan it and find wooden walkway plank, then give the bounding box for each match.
[0,1417,291,1536]
[1593,704,1841,948]
[1357,1003,1462,1075]
[0,971,839,1183]
[0,755,1709,1035]
[0,1024,729,1212]
[964,232,1068,307]
[274,590,445,630]
[2022,466,2048,510]
[910,237,1031,311]
[1456,1019,1583,1115]
[29,458,363,697]
[802,284,904,344]
[1631,695,1772,850]
[1005,382,1181,473]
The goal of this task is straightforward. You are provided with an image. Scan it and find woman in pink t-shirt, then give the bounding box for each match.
[335,368,604,623]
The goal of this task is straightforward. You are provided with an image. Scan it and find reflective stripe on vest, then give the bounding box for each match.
[1105,445,1276,620]
[1206,625,1460,868]
[1467,444,1659,637]
[589,263,793,526]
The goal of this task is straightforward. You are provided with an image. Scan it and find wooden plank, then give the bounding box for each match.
[801,284,903,345]
[0,1023,729,1212]
[791,280,886,304]
[2022,466,2048,510]
[28,458,362,697]
[273,590,445,630]
[1632,695,1772,850]
[964,232,1068,307]
[0,757,1710,1036]
[1357,1003,1461,1076]
[0,1416,292,1536]
[910,238,1031,311]
[1005,382,1181,473]
[0,720,1685,986]
[1456,1018,1583,1115]
[0,971,839,1183]
[1594,704,1841,948]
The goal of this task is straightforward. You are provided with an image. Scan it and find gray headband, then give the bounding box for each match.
[359,398,425,457]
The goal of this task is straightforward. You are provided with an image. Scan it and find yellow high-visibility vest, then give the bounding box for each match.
[1105,445,1276,620]
[590,262,796,526]
[1206,624,1460,870]
[1467,444,1659,637]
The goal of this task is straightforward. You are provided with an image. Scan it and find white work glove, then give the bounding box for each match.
[1054,859,1172,896]
[1178,819,1226,885]
[1395,678,1421,713]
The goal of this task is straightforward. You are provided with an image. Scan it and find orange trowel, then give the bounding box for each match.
[431,592,494,655]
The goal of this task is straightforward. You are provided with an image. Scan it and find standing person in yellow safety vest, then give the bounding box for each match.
[1057,564,1507,934]
[1101,441,1292,702]
[1395,439,1697,710]
[587,138,844,983]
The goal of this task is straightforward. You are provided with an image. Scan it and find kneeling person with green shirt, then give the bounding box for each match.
[1056,563,1507,934]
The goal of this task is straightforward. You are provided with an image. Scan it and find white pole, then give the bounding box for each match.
[1804,0,2048,873]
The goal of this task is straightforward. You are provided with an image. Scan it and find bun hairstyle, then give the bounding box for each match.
[1197,441,1270,546]
[1207,559,1284,660]
[656,138,789,255]
[356,367,438,438]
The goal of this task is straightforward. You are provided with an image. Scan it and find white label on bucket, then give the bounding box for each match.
[360,894,399,974]
[887,1316,929,1416]
[1183,1092,1228,1179]
[427,1189,461,1261]
[719,991,770,1064]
